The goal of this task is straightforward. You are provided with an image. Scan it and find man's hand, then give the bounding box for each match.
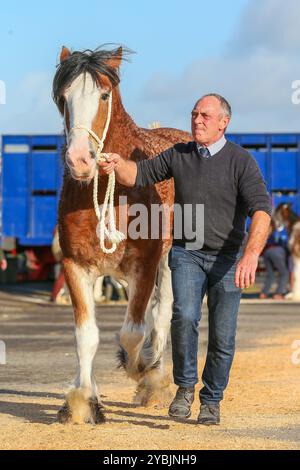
[97,153,137,187]
[235,251,259,289]
[98,153,121,174]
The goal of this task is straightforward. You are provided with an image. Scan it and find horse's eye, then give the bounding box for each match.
[101,93,110,101]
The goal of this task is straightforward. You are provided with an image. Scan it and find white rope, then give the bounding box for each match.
[69,92,125,254]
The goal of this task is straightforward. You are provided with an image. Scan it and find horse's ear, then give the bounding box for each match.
[60,46,71,63]
[106,46,122,69]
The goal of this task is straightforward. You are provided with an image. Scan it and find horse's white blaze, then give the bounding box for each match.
[65,73,101,152]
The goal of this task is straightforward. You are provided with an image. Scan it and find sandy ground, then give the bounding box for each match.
[0,284,300,450]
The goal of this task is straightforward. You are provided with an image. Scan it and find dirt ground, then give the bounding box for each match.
[0,284,300,450]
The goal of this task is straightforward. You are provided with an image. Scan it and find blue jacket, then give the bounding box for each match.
[267,226,289,248]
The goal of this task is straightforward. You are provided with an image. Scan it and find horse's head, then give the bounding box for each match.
[53,46,123,182]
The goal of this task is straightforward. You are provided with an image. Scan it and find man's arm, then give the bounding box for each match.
[235,210,271,289]
[235,151,272,289]
[244,210,271,256]
[98,147,174,187]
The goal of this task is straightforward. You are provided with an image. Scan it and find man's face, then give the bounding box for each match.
[191,96,230,146]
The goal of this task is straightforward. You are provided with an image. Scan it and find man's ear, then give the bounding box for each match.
[220,115,230,131]
[60,46,71,63]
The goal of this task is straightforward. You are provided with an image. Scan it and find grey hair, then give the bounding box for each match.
[198,93,232,118]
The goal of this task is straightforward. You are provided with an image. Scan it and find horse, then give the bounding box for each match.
[52,45,192,424]
[273,202,300,300]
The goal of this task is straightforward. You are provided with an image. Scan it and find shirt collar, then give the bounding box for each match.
[196,135,227,157]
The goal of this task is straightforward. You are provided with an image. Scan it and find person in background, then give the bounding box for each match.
[259,219,289,299]
[103,277,127,302]
[0,249,7,271]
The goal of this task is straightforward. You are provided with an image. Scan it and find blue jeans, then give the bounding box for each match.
[168,245,243,405]
[262,246,289,295]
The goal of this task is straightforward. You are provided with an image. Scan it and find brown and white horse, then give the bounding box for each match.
[52,46,191,424]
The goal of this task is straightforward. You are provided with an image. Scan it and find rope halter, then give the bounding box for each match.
[68,91,125,254]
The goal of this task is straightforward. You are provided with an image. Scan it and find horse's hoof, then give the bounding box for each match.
[134,372,173,408]
[57,401,72,424]
[89,397,106,424]
[58,391,106,424]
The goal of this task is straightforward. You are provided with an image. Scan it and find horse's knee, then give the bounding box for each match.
[117,321,146,380]
[119,321,145,354]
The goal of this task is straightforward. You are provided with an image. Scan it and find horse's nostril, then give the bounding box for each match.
[89,150,96,159]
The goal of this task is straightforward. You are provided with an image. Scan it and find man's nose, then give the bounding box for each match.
[195,114,203,124]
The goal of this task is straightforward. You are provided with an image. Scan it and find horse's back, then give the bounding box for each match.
[139,127,192,159]
[147,127,192,146]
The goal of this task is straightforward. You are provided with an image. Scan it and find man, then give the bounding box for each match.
[99,94,271,425]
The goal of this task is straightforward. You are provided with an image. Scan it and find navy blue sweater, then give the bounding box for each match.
[135,140,272,252]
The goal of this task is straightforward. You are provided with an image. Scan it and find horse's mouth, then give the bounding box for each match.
[68,168,96,182]
[70,172,94,183]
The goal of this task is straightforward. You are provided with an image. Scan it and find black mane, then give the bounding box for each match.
[52,45,132,106]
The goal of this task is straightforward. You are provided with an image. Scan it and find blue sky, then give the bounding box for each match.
[1,0,300,133]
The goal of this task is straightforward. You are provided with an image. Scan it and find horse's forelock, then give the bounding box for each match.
[52,46,133,105]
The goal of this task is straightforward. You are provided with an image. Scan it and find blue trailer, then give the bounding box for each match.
[1,134,64,247]
[227,133,300,215]
[0,134,65,282]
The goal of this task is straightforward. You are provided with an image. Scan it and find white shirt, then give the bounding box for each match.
[196,135,227,157]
